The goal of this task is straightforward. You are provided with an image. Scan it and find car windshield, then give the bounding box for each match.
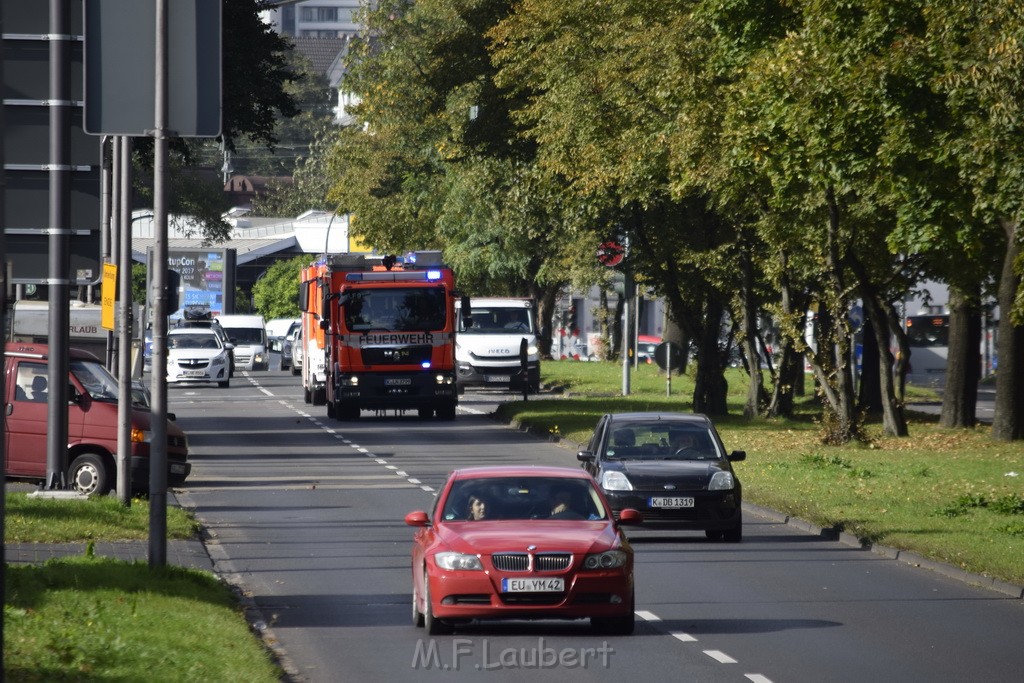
[223,327,264,345]
[604,422,723,461]
[70,359,120,402]
[439,476,607,522]
[344,287,446,332]
[169,333,221,350]
[459,307,534,334]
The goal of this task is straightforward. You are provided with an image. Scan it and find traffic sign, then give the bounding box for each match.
[654,341,683,372]
[597,241,625,267]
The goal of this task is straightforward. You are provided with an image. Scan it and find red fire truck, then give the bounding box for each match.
[298,251,461,420]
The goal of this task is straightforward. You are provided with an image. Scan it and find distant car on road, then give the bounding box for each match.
[577,412,745,541]
[405,465,641,635]
[167,328,232,388]
[283,326,301,375]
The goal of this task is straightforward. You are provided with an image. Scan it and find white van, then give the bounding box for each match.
[216,314,269,371]
[455,298,540,393]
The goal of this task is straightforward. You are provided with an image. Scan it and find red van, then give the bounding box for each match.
[4,342,190,495]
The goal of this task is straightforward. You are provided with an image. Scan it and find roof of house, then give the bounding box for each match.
[290,37,348,75]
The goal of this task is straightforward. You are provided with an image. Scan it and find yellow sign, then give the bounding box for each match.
[101,263,117,331]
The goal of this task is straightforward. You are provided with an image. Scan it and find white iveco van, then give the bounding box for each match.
[454,297,541,394]
[216,314,269,371]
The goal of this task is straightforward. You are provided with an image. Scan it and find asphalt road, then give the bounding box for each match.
[169,367,1024,683]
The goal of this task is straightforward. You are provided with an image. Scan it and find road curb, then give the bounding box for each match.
[493,414,1024,601]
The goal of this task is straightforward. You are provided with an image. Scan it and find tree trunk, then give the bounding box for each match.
[810,186,858,442]
[693,296,728,416]
[740,251,763,419]
[992,220,1024,441]
[857,315,882,414]
[661,308,689,374]
[531,285,560,360]
[862,293,908,436]
[940,285,981,428]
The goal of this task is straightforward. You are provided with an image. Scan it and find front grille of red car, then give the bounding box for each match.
[491,552,572,572]
[499,593,564,606]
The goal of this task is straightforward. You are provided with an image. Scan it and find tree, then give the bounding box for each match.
[252,256,308,320]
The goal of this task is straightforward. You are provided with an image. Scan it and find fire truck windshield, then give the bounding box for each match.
[344,288,447,332]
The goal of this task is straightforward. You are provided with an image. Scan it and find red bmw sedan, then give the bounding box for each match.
[405,465,642,635]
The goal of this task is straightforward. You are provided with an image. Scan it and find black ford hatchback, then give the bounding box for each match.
[577,412,745,541]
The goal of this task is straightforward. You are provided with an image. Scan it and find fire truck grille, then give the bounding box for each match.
[362,345,433,365]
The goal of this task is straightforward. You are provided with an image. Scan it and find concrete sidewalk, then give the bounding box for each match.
[4,538,214,571]
[3,486,215,572]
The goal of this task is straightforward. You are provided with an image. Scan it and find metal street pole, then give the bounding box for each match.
[149,0,169,567]
[117,136,134,505]
[45,0,71,490]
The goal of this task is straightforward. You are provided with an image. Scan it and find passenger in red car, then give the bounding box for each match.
[467,495,488,520]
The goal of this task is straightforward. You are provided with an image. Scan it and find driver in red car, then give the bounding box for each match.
[467,495,489,520]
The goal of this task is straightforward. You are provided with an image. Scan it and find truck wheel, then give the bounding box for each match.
[338,403,360,420]
[436,402,456,420]
[69,453,112,496]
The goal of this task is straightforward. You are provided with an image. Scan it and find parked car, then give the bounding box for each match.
[166,328,232,388]
[405,465,641,635]
[577,412,745,541]
[4,342,190,496]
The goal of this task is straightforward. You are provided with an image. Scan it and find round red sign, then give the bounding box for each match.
[597,241,625,267]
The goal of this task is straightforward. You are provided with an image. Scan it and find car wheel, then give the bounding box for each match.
[281,362,290,371]
[303,386,312,403]
[218,379,230,388]
[705,529,724,541]
[423,571,452,635]
[723,520,742,543]
[591,588,635,635]
[291,365,300,376]
[68,453,112,496]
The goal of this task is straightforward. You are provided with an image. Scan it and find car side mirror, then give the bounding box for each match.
[404,511,430,527]
[225,343,235,350]
[576,450,594,462]
[728,450,746,462]
[68,385,82,405]
[617,508,643,525]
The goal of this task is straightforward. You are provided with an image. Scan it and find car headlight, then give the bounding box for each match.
[528,344,539,356]
[434,552,483,571]
[709,471,735,491]
[583,550,628,570]
[601,470,633,491]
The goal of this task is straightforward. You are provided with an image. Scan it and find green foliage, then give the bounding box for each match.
[251,255,308,319]
[4,493,198,543]
[4,558,281,682]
